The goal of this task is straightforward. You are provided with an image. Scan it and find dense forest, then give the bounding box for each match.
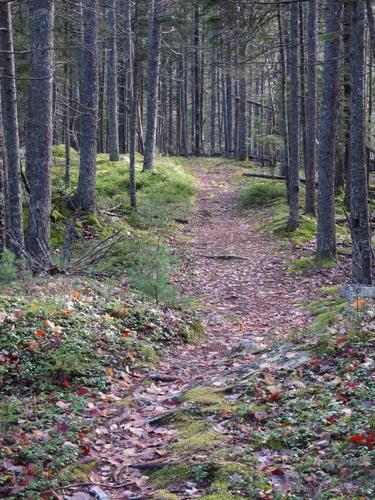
[0,0,375,498]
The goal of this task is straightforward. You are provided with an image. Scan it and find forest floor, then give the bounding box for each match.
[1,160,374,499]
[84,161,374,499]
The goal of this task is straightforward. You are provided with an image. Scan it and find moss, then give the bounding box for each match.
[172,430,220,455]
[152,491,179,500]
[240,180,286,208]
[181,386,225,406]
[289,256,336,273]
[180,319,206,342]
[151,464,192,487]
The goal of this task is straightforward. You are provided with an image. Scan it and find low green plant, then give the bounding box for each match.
[240,180,286,208]
[0,249,19,283]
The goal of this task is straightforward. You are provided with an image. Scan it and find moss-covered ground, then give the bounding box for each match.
[147,288,375,499]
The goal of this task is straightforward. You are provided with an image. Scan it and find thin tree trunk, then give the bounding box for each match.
[299,0,307,175]
[26,0,54,262]
[0,2,24,253]
[305,0,317,215]
[238,44,248,161]
[316,0,343,259]
[277,2,289,182]
[106,0,120,161]
[287,2,300,231]
[350,1,372,284]
[74,0,99,213]
[143,0,162,171]
[210,57,216,156]
[127,0,137,208]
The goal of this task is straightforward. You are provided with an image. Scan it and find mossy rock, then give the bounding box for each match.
[152,491,179,500]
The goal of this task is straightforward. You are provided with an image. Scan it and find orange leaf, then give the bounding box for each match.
[72,291,81,299]
[352,299,365,308]
[122,329,130,338]
[35,330,46,338]
[62,379,70,388]
[106,367,114,378]
[130,351,137,362]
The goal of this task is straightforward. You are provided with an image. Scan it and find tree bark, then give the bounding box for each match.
[316,0,343,259]
[143,0,162,171]
[350,1,372,284]
[106,0,120,161]
[287,2,300,231]
[0,117,6,256]
[26,0,54,262]
[238,44,248,161]
[0,2,24,253]
[305,0,317,215]
[74,0,99,213]
[127,0,137,208]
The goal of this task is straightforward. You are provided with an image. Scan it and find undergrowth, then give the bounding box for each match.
[0,278,204,496]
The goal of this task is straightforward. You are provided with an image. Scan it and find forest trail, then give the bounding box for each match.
[94,162,328,498]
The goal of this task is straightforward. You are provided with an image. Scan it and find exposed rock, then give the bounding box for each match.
[339,284,375,303]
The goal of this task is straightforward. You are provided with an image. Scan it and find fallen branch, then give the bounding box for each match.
[198,254,250,261]
[149,373,180,382]
[242,172,310,185]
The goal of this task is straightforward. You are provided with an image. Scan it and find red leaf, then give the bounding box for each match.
[62,379,70,388]
[327,416,335,425]
[349,434,366,445]
[80,444,90,456]
[77,385,89,395]
[35,330,46,337]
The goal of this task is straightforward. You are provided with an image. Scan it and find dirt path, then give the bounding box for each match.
[93,164,335,499]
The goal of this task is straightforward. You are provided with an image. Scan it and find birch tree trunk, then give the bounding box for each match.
[316,0,343,259]
[350,1,372,284]
[0,2,24,253]
[143,0,162,171]
[26,0,54,262]
[106,0,120,161]
[74,0,99,213]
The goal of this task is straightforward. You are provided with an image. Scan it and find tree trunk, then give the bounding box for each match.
[74,0,99,213]
[238,44,247,161]
[299,1,307,175]
[350,1,372,284]
[277,3,289,182]
[143,0,162,171]
[0,2,24,254]
[26,0,54,262]
[210,56,216,156]
[316,0,343,259]
[0,117,6,256]
[305,0,317,215]
[128,0,137,208]
[193,4,201,156]
[287,2,300,231]
[106,0,120,161]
